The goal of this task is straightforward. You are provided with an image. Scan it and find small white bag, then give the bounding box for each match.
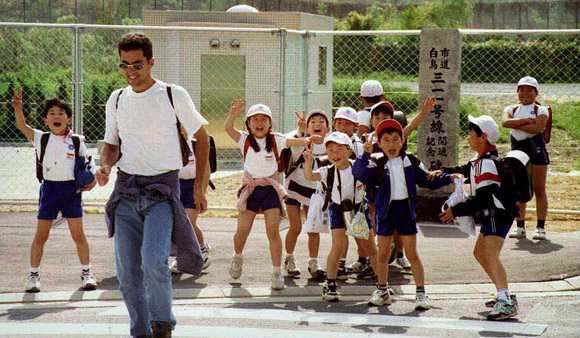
[303,182,330,234]
[346,202,370,239]
[442,177,476,236]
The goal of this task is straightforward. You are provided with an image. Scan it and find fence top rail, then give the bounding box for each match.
[1,22,579,36]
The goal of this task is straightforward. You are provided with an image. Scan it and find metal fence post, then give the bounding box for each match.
[72,26,83,135]
[302,31,310,114]
[278,28,287,132]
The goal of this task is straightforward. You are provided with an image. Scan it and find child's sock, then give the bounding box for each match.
[537,219,545,229]
[416,286,426,295]
[309,257,318,264]
[200,243,207,251]
[516,220,525,228]
[286,253,294,260]
[358,256,368,264]
[377,283,388,291]
[396,251,404,259]
[81,264,91,272]
[234,253,243,259]
[29,267,40,275]
[326,278,337,285]
[339,258,346,269]
[272,266,282,274]
[497,288,512,303]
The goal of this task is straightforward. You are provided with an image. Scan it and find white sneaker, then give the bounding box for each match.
[229,255,243,280]
[308,260,326,280]
[201,243,211,270]
[396,256,412,270]
[25,273,41,293]
[368,289,391,306]
[81,270,98,291]
[415,293,431,310]
[284,256,301,277]
[509,227,526,238]
[271,271,285,290]
[346,260,366,273]
[169,259,181,274]
[533,228,546,240]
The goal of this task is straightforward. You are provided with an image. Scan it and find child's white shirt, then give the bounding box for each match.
[178,138,196,180]
[386,157,409,200]
[505,103,549,141]
[238,131,287,178]
[32,129,87,181]
[104,80,208,176]
[317,164,364,205]
[350,134,364,158]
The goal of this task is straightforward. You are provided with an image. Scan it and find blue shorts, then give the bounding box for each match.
[376,199,417,236]
[246,186,281,213]
[284,197,301,206]
[511,135,550,166]
[477,208,513,238]
[179,179,196,209]
[328,202,365,230]
[38,180,82,220]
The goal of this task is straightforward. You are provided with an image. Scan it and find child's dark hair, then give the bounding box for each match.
[371,105,394,119]
[245,120,273,153]
[468,122,492,146]
[118,33,153,60]
[378,127,402,140]
[361,94,382,105]
[43,98,72,118]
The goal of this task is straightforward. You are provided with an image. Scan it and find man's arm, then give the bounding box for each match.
[193,126,209,213]
[95,142,119,186]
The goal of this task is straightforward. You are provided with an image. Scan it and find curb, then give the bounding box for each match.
[1,276,578,305]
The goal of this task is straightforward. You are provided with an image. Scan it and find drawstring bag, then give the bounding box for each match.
[346,201,369,239]
[442,177,476,236]
[303,182,329,233]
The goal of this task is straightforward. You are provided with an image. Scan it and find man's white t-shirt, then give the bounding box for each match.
[104,80,208,176]
[238,131,287,178]
[32,129,87,181]
[505,103,548,141]
[318,164,364,205]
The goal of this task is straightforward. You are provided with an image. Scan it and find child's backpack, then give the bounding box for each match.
[492,150,534,205]
[242,133,284,173]
[36,133,81,183]
[512,104,553,144]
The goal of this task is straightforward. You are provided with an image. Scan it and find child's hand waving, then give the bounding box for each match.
[229,99,244,118]
[12,89,23,112]
[303,143,313,162]
[295,110,307,134]
[363,133,373,153]
[419,96,436,116]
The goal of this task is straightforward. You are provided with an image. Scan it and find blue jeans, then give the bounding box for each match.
[114,197,176,337]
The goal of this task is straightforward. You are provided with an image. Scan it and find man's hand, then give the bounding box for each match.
[439,207,454,223]
[194,187,208,214]
[96,165,112,186]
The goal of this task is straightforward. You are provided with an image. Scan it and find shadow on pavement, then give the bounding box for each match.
[512,238,564,255]
[419,225,470,239]
[0,304,73,320]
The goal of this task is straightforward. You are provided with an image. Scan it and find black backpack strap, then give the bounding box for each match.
[115,89,124,110]
[322,166,335,212]
[36,132,51,182]
[71,135,80,159]
[167,85,175,109]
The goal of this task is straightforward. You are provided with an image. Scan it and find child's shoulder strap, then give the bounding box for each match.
[71,134,81,159]
[39,132,51,164]
[243,135,251,159]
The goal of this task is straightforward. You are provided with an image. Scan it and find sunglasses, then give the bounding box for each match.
[118,62,145,71]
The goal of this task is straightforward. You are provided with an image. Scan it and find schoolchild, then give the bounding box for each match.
[503,76,550,240]
[356,80,384,137]
[332,107,366,277]
[225,100,322,290]
[283,109,330,280]
[12,90,97,293]
[304,132,378,301]
[438,115,519,321]
[169,136,212,274]
[354,119,457,310]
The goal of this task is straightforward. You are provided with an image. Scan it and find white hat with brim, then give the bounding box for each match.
[246,104,273,120]
[468,115,499,144]
[360,80,384,97]
[334,107,359,124]
[324,132,353,150]
[517,76,539,92]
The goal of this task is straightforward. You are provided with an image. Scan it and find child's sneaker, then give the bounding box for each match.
[368,289,391,306]
[229,255,243,280]
[81,270,98,291]
[201,243,212,270]
[415,293,431,310]
[322,281,340,302]
[509,227,526,238]
[396,255,412,270]
[337,265,349,280]
[25,273,41,293]
[356,265,376,280]
[308,260,326,281]
[271,271,285,290]
[284,255,301,277]
[169,259,181,274]
[532,228,546,240]
[346,260,366,274]
[485,294,518,308]
[487,299,518,321]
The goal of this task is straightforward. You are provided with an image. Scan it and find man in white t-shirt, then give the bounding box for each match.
[96,33,210,338]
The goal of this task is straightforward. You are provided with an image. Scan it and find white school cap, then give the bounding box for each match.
[334,107,358,124]
[468,115,499,144]
[226,5,259,13]
[360,80,384,97]
[517,76,539,91]
[324,132,353,150]
[246,104,272,120]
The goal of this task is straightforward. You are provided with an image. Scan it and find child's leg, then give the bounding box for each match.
[307,232,320,259]
[185,208,204,245]
[357,229,378,272]
[263,208,282,267]
[399,234,424,287]
[393,233,404,256]
[284,204,302,255]
[477,235,509,290]
[473,234,493,279]
[375,235,393,285]
[233,210,257,255]
[66,217,90,266]
[327,229,348,279]
[533,164,548,222]
[30,219,54,268]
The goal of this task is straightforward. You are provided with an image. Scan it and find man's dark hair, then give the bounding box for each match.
[378,127,402,141]
[361,94,383,105]
[118,33,153,60]
[43,98,72,118]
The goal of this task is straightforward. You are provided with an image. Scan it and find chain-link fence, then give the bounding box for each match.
[1,23,579,204]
